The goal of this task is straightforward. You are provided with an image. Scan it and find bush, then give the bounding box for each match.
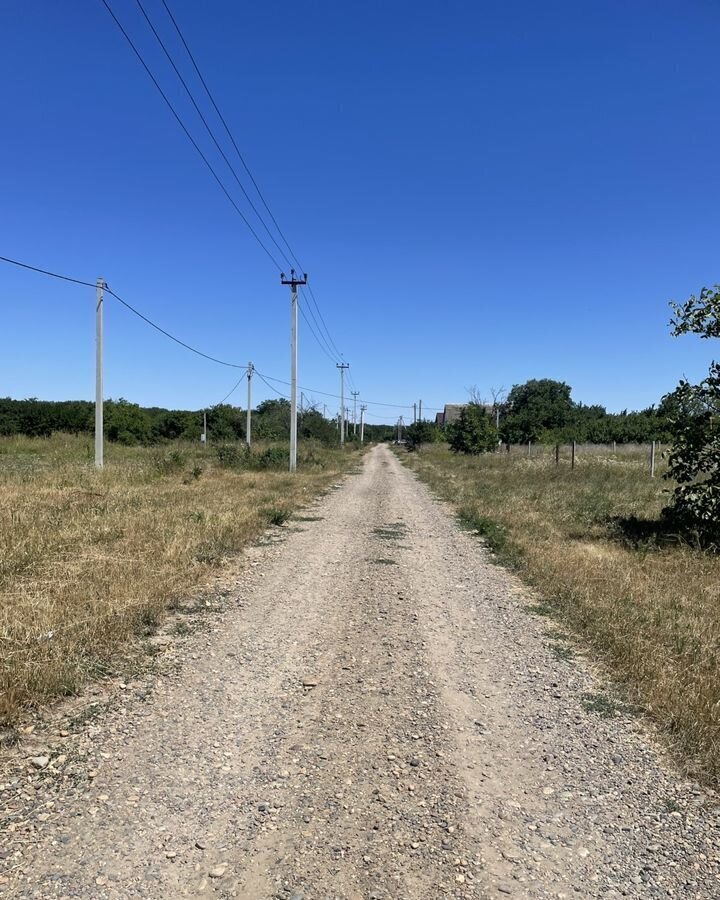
[448,404,497,455]
[213,443,248,469]
[405,420,440,451]
[151,448,186,474]
[255,446,289,470]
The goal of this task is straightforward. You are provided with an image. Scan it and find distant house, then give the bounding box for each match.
[436,402,495,427]
[435,404,467,427]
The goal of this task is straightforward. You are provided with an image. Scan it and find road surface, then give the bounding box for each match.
[2,444,718,898]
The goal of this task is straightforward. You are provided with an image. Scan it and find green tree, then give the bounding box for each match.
[448,404,497,454]
[663,288,720,543]
[105,399,151,444]
[502,379,574,443]
[405,419,439,451]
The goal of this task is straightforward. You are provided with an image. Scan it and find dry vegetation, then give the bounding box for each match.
[398,443,720,783]
[0,434,361,723]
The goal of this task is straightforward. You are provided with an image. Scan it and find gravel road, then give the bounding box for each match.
[2,444,719,899]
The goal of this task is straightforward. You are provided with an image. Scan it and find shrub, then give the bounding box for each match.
[448,404,497,454]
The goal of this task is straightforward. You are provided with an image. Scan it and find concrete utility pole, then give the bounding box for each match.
[202,411,207,443]
[360,404,367,444]
[418,399,422,422]
[351,391,359,435]
[246,361,253,448]
[413,402,417,424]
[336,362,349,444]
[397,416,404,442]
[281,269,307,472]
[95,278,104,469]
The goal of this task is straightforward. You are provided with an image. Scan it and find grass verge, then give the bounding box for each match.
[0,434,363,722]
[396,443,720,783]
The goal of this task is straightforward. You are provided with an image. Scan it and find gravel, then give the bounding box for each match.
[1,444,719,898]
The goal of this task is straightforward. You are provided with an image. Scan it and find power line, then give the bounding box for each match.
[0,253,248,369]
[256,370,289,399]
[216,373,246,405]
[297,295,340,364]
[133,0,294,271]
[98,0,283,271]
[158,0,346,364]
[1,254,443,413]
[159,0,299,267]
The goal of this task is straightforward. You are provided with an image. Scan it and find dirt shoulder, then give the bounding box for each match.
[1,445,718,898]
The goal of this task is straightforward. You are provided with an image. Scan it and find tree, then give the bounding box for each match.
[662,288,720,543]
[502,379,573,443]
[105,399,151,444]
[448,404,497,454]
[405,419,439,451]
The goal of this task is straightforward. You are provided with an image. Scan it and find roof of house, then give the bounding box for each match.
[443,404,467,424]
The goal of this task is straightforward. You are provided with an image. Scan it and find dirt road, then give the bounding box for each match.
[2,444,719,898]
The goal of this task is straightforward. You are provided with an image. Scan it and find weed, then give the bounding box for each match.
[582,692,640,718]
[550,643,575,662]
[266,506,291,526]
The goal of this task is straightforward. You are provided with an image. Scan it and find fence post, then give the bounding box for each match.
[571,440,576,470]
[555,444,560,466]
[528,440,532,458]
[650,440,656,478]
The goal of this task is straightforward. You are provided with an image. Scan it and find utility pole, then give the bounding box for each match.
[351,391,359,435]
[246,361,253,448]
[202,411,207,444]
[360,404,366,444]
[323,403,327,419]
[397,416,404,442]
[281,269,307,472]
[95,277,104,469]
[336,362,349,444]
[418,399,422,422]
[413,402,417,424]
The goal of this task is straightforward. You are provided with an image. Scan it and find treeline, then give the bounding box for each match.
[0,397,394,445]
[498,379,673,445]
[405,378,674,453]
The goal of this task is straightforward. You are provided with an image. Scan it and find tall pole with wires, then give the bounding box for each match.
[246,361,253,447]
[281,270,307,472]
[360,404,366,444]
[336,363,349,444]
[95,278,104,469]
[351,391,359,435]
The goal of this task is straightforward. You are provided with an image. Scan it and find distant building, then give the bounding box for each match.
[436,402,495,426]
[435,404,467,427]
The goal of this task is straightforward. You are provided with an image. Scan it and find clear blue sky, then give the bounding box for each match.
[1,0,718,422]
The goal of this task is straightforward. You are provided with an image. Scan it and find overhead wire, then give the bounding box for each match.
[216,372,247,406]
[0,254,248,370]
[133,0,294,272]
[98,0,283,271]
[1,253,440,413]
[158,0,346,363]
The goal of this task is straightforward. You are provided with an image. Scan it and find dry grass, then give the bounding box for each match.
[0,434,361,722]
[398,443,720,783]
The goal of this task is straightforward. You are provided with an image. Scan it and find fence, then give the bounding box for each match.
[501,440,662,476]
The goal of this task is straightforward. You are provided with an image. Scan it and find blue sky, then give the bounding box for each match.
[1,0,718,422]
